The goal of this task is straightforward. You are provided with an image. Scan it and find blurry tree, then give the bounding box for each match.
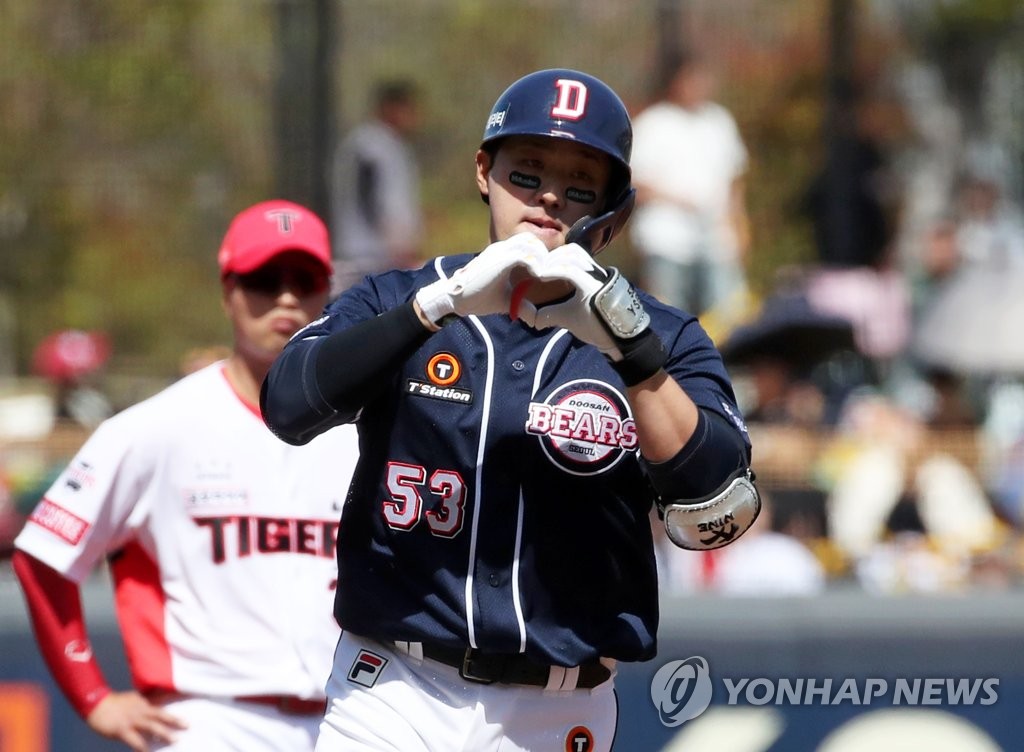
[0,1,277,392]
[333,0,654,261]
[920,0,1023,134]
[884,0,1024,198]
[0,0,940,396]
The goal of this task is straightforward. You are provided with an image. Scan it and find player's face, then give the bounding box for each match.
[476,136,612,250]
[222,251,330,366]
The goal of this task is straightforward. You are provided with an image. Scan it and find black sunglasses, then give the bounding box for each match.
[233,264,329,297]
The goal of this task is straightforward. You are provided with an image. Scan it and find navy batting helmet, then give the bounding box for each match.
[480,69,635,251]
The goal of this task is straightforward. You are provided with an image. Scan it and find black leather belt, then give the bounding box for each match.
[414,642,611,689]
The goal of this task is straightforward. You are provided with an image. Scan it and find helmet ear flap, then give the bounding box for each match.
[565,188,636,255]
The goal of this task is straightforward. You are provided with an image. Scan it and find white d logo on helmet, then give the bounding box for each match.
[551,79,588,121]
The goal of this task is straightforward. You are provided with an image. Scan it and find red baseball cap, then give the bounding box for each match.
[217,200,332,278]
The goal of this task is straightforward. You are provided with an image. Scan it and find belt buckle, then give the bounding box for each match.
[459,648,496,685]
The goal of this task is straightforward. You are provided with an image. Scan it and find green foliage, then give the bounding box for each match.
[1,1,275,382]
[930,0,1022,28]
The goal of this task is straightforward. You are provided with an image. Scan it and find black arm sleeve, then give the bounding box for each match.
[641,409,750,501]
[261,301,432,445]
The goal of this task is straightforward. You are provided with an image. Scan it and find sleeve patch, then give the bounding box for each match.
[28,499,90,545]
[719,399,748,435]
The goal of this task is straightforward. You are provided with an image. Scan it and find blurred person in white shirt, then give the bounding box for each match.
[629,49,751,324]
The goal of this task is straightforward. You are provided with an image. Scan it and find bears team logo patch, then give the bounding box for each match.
[565,725,594,752]
[526,379,637,476]
[347,649,388,688]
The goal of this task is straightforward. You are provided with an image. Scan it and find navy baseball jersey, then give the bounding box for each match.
[267,254,748,667]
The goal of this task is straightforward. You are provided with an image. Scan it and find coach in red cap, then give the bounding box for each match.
[218,199,333,278]
[13,199,357,752]
[217,200,333,398]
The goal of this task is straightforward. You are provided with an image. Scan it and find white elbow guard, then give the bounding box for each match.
[660,469,761,551]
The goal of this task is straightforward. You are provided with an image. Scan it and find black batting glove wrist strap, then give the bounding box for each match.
[610,327,668,385]
[590,268,667,385]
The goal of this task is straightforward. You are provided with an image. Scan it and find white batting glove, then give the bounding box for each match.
[522,244,620,353]
[526,244,668,385]
[415,232,547,325]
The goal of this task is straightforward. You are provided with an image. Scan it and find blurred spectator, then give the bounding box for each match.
[908,146,1024,381]
[952,147,1024,271]
[911,217,961,313]
[918,366,978,428]
[801,90,904,270]
[855,494,969,594]
[330,78,424,295]
[911,247,1024,379]
[718,284,864,427]
[31,329,114,429]
[896,266,1016,543]
[804,264,912,368]
[912,149,1024,326]
[825,393,1004,591]
[799,90,913,372]
[628,48,751,328]
[715,287,873,588]
[983,379,1024,528]
[742,357,827,428]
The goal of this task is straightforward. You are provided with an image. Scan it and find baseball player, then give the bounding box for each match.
[12,200,359,752]
[262,70,759,752]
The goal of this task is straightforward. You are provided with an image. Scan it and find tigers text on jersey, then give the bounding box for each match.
[14,363,360,700]
[291,256,748,667]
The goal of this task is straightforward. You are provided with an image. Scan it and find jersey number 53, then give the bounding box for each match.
[383,461,466,537]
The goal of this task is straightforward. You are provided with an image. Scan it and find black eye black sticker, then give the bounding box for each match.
[566,187,597,204]
[510,171,541,189]
[510,171,596,205]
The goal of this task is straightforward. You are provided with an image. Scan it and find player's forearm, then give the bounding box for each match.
[12,550,112,719]
[629,375,748,500]
[627,371,699,462]
[262,301,433,444]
